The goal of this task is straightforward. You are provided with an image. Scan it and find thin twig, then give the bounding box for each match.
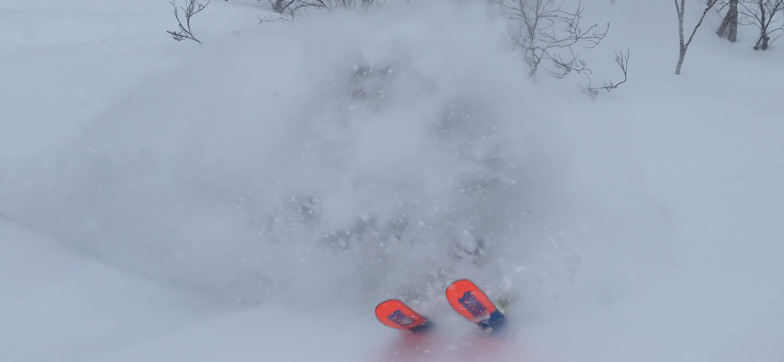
[167,0,209,44]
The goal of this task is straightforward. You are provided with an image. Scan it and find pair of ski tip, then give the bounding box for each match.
[375,278,507,335]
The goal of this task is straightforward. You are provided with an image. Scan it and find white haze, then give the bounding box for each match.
[1,0,783,361]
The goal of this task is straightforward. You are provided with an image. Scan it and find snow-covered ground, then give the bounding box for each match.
[2,0,783,361]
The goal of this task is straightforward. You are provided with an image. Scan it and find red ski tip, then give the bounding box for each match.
[375,299,431,332]
[446,279,506,333]
[445,279,498,323]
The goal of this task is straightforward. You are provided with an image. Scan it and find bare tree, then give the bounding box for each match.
[167,0,210,44]
[741,0,784,50]
[674,0,719,75]
[498,0,609,78]
[717,0,740,41]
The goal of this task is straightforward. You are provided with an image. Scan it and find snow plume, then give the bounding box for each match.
[0,1,668,310]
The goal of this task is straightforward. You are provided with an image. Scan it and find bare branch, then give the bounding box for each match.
[271,0,385,15]
[580,49,630,98]
[686,0,720,49]
[167,0,209,44]
[258,12,292,23]
[502,0,609,78]
[675,0,718,74]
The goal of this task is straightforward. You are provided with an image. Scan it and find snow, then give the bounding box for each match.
[2,0,784,361]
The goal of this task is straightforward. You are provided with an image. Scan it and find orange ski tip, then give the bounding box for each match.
[375,299,428,331]
[445,279,498,322]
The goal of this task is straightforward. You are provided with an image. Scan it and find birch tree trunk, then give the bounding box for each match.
[717,0,739,42]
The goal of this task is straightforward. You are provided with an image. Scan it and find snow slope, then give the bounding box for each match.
[1,0,783,361]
